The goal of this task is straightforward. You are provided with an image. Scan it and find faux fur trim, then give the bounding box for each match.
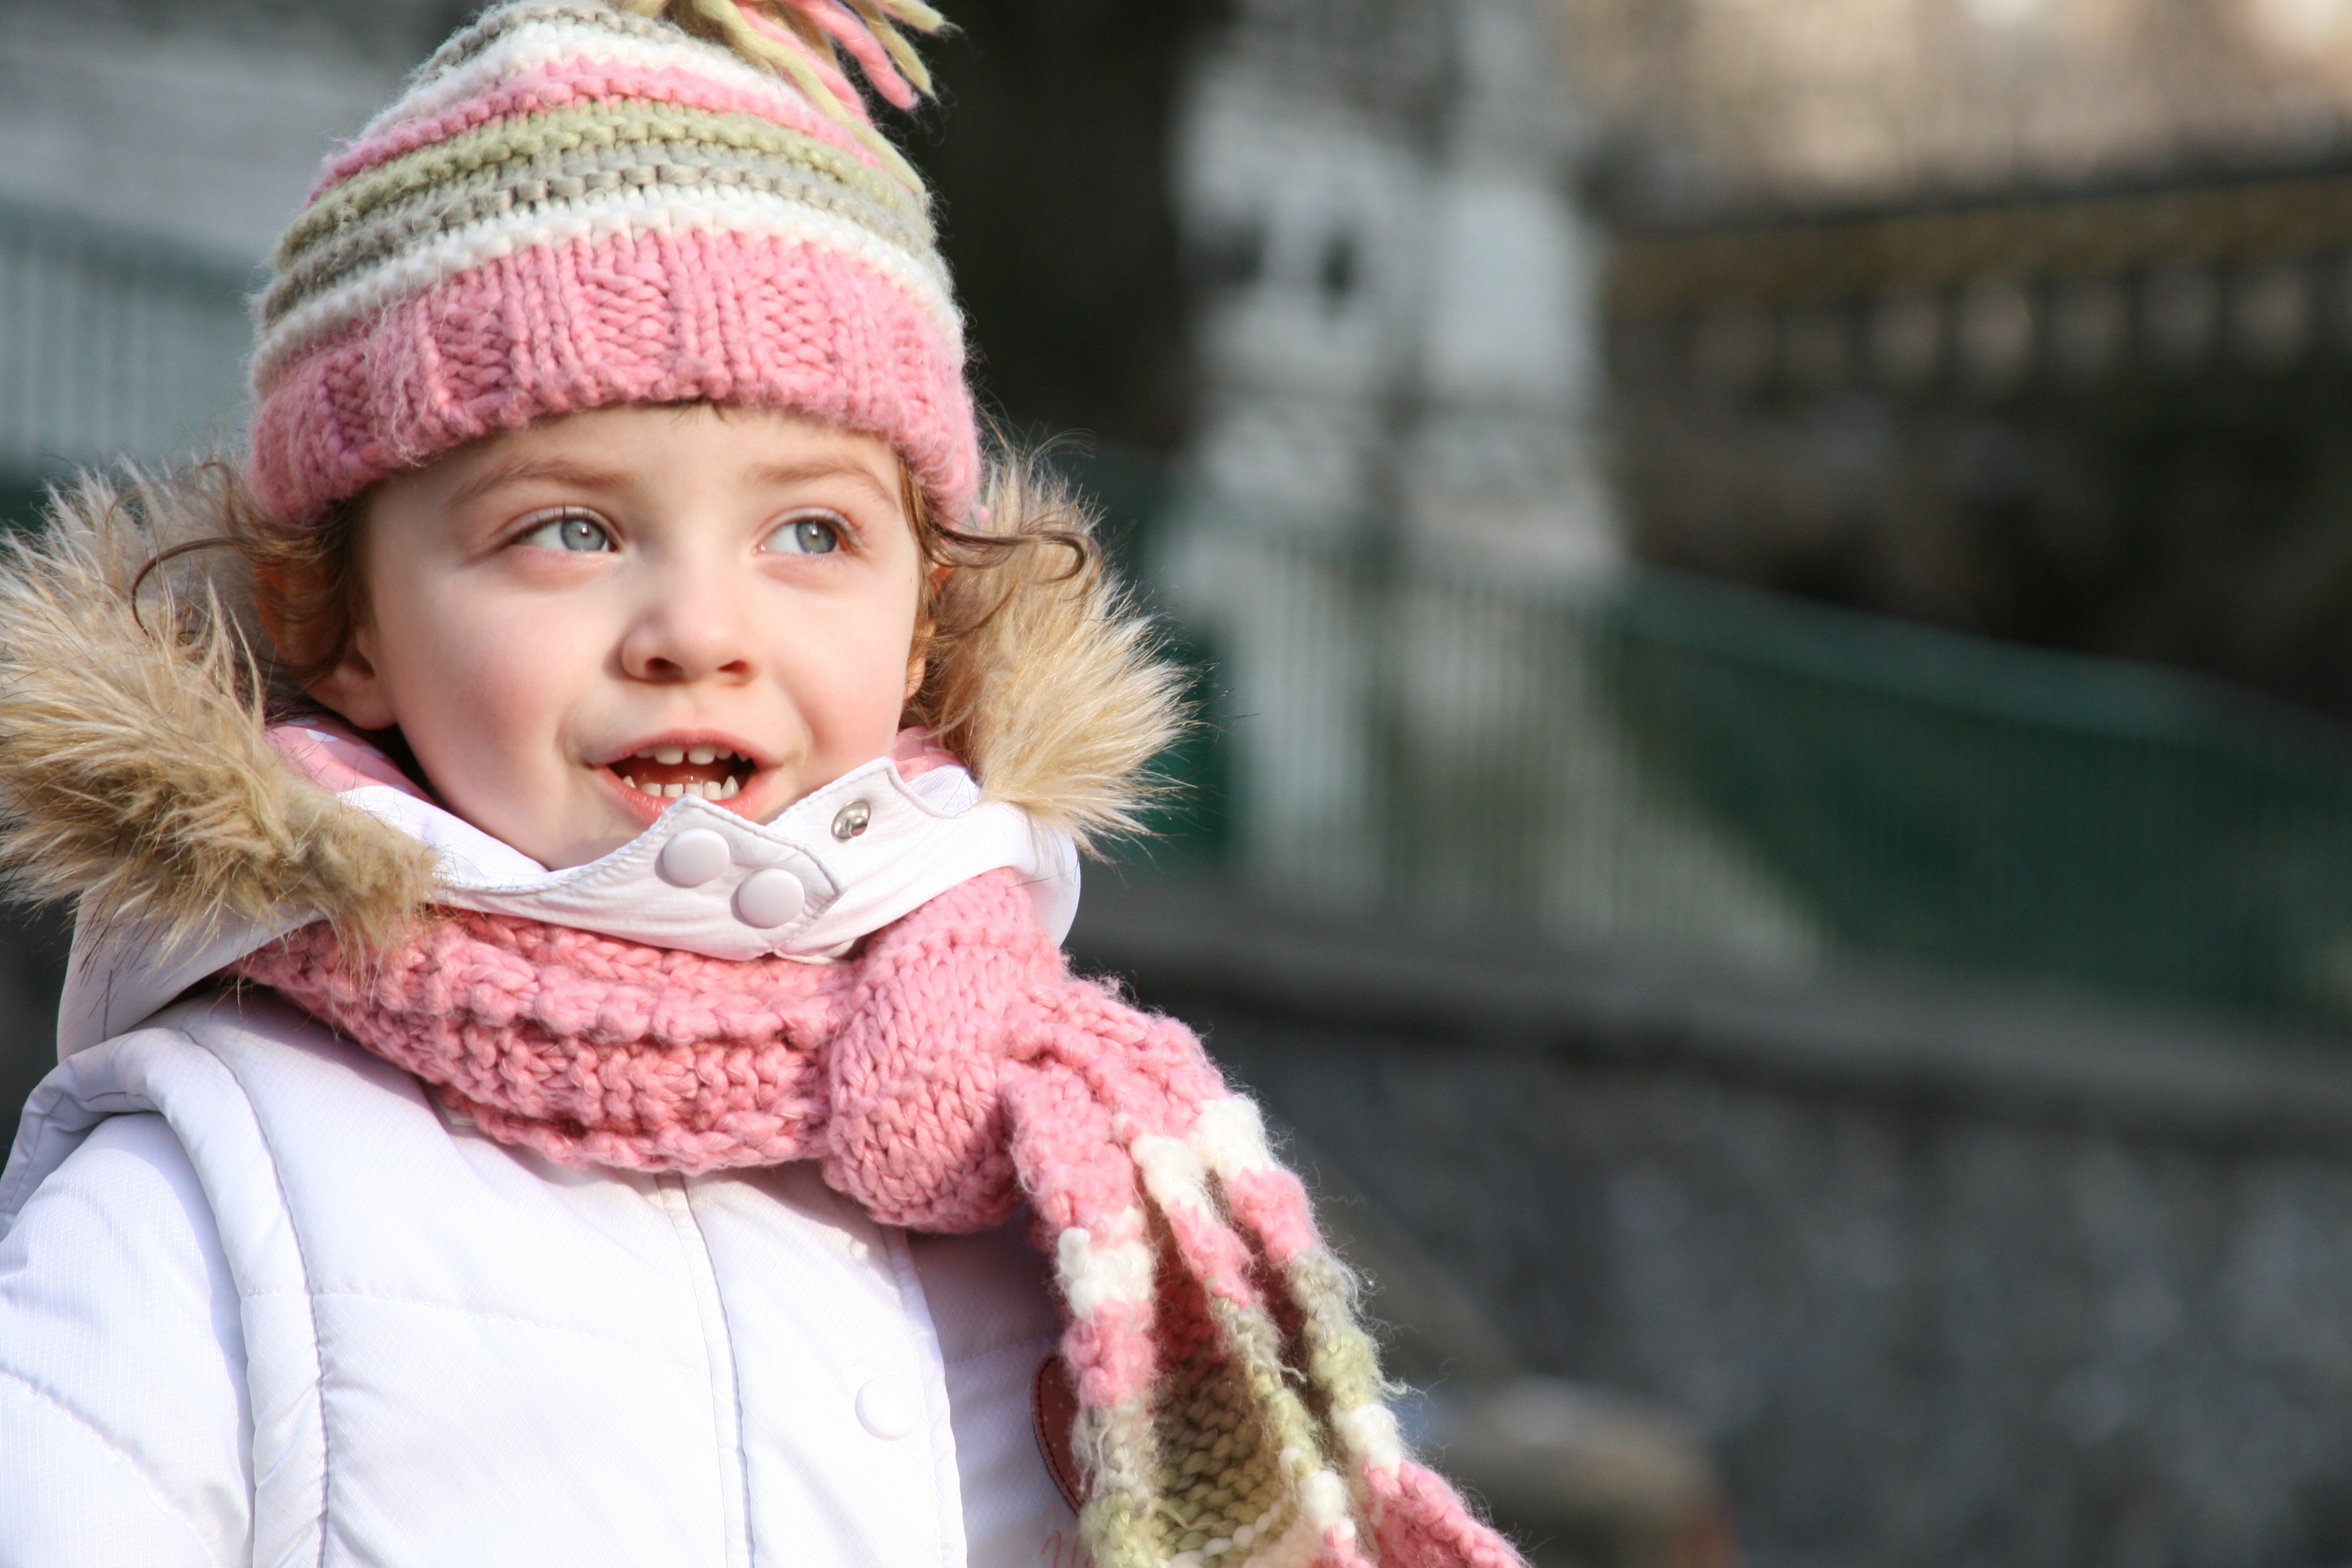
[0,468,437,952]
[0,457,1187,955]
[926,459,1191,855]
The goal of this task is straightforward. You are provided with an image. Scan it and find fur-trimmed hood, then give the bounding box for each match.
[0,458,1186,1053]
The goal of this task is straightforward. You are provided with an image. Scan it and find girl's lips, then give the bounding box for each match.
[598,762,777,825]
[592,733,777,824]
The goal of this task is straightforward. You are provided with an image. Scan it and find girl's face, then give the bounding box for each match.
[310,403,927,870]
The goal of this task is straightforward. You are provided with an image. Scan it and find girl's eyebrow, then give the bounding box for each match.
[445,456,897,509]
[447,456,627,510]
[751,459,898,501]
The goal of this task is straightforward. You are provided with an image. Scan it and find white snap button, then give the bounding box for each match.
[656,828,730,887]
[855,1374,920,1440]
[734,867,806,928]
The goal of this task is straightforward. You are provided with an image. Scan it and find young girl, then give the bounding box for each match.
[0,4,1521,1566]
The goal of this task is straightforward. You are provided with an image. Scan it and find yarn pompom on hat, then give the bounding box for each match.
[246,0,980,526]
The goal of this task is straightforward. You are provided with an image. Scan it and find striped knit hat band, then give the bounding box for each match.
[247,0,978,526]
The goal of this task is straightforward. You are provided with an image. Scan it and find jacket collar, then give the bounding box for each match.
[59,733,1078,1057]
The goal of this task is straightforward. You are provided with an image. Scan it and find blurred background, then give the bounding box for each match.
[22,0,2352,1563]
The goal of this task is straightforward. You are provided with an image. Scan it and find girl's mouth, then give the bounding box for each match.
[610,745,756,802]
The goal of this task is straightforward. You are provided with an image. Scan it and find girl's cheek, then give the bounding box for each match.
[391,590,573,771]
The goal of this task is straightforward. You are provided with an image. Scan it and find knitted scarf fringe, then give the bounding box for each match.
[235,868,1523,1568]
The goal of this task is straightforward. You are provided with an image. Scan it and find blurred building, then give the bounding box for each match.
[1172,0,1612,571]
[1140,0,1809,960]
[0,0,460,511]
[1578,0,2352,724]
[1103,6,2352,1565]
[1571,0,2352,212]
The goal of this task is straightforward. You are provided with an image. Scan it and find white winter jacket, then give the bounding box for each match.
[0,757,1086,1567]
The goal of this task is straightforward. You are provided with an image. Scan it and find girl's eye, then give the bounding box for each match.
[762,515,843,556]
[519,514,613,552]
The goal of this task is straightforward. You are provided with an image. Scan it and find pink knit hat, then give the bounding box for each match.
[247,0,979,526]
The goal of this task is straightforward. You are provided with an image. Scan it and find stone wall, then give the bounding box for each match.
[1070,878,2352,1568]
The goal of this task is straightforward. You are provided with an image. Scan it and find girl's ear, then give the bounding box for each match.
[903,564,950,704]
[903,612,935,705]
[307,625,399,733]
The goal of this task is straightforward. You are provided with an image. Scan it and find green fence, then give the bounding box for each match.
[1146,512,2352,1031]
[1607,573,2352,1027]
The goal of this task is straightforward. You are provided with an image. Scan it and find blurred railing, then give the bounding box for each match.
[1154,515,2352,1030]
[0,202,252,480]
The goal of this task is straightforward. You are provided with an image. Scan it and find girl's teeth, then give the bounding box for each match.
[617,749,748,802]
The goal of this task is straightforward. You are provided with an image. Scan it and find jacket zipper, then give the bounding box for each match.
[657,1173,754,1568]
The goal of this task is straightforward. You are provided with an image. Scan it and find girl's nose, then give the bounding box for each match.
[616,561,760,684]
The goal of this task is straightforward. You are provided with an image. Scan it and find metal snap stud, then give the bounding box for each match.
[831,800,872,841]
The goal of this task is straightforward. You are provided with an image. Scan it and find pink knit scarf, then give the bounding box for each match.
[236,869,1523,1568]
